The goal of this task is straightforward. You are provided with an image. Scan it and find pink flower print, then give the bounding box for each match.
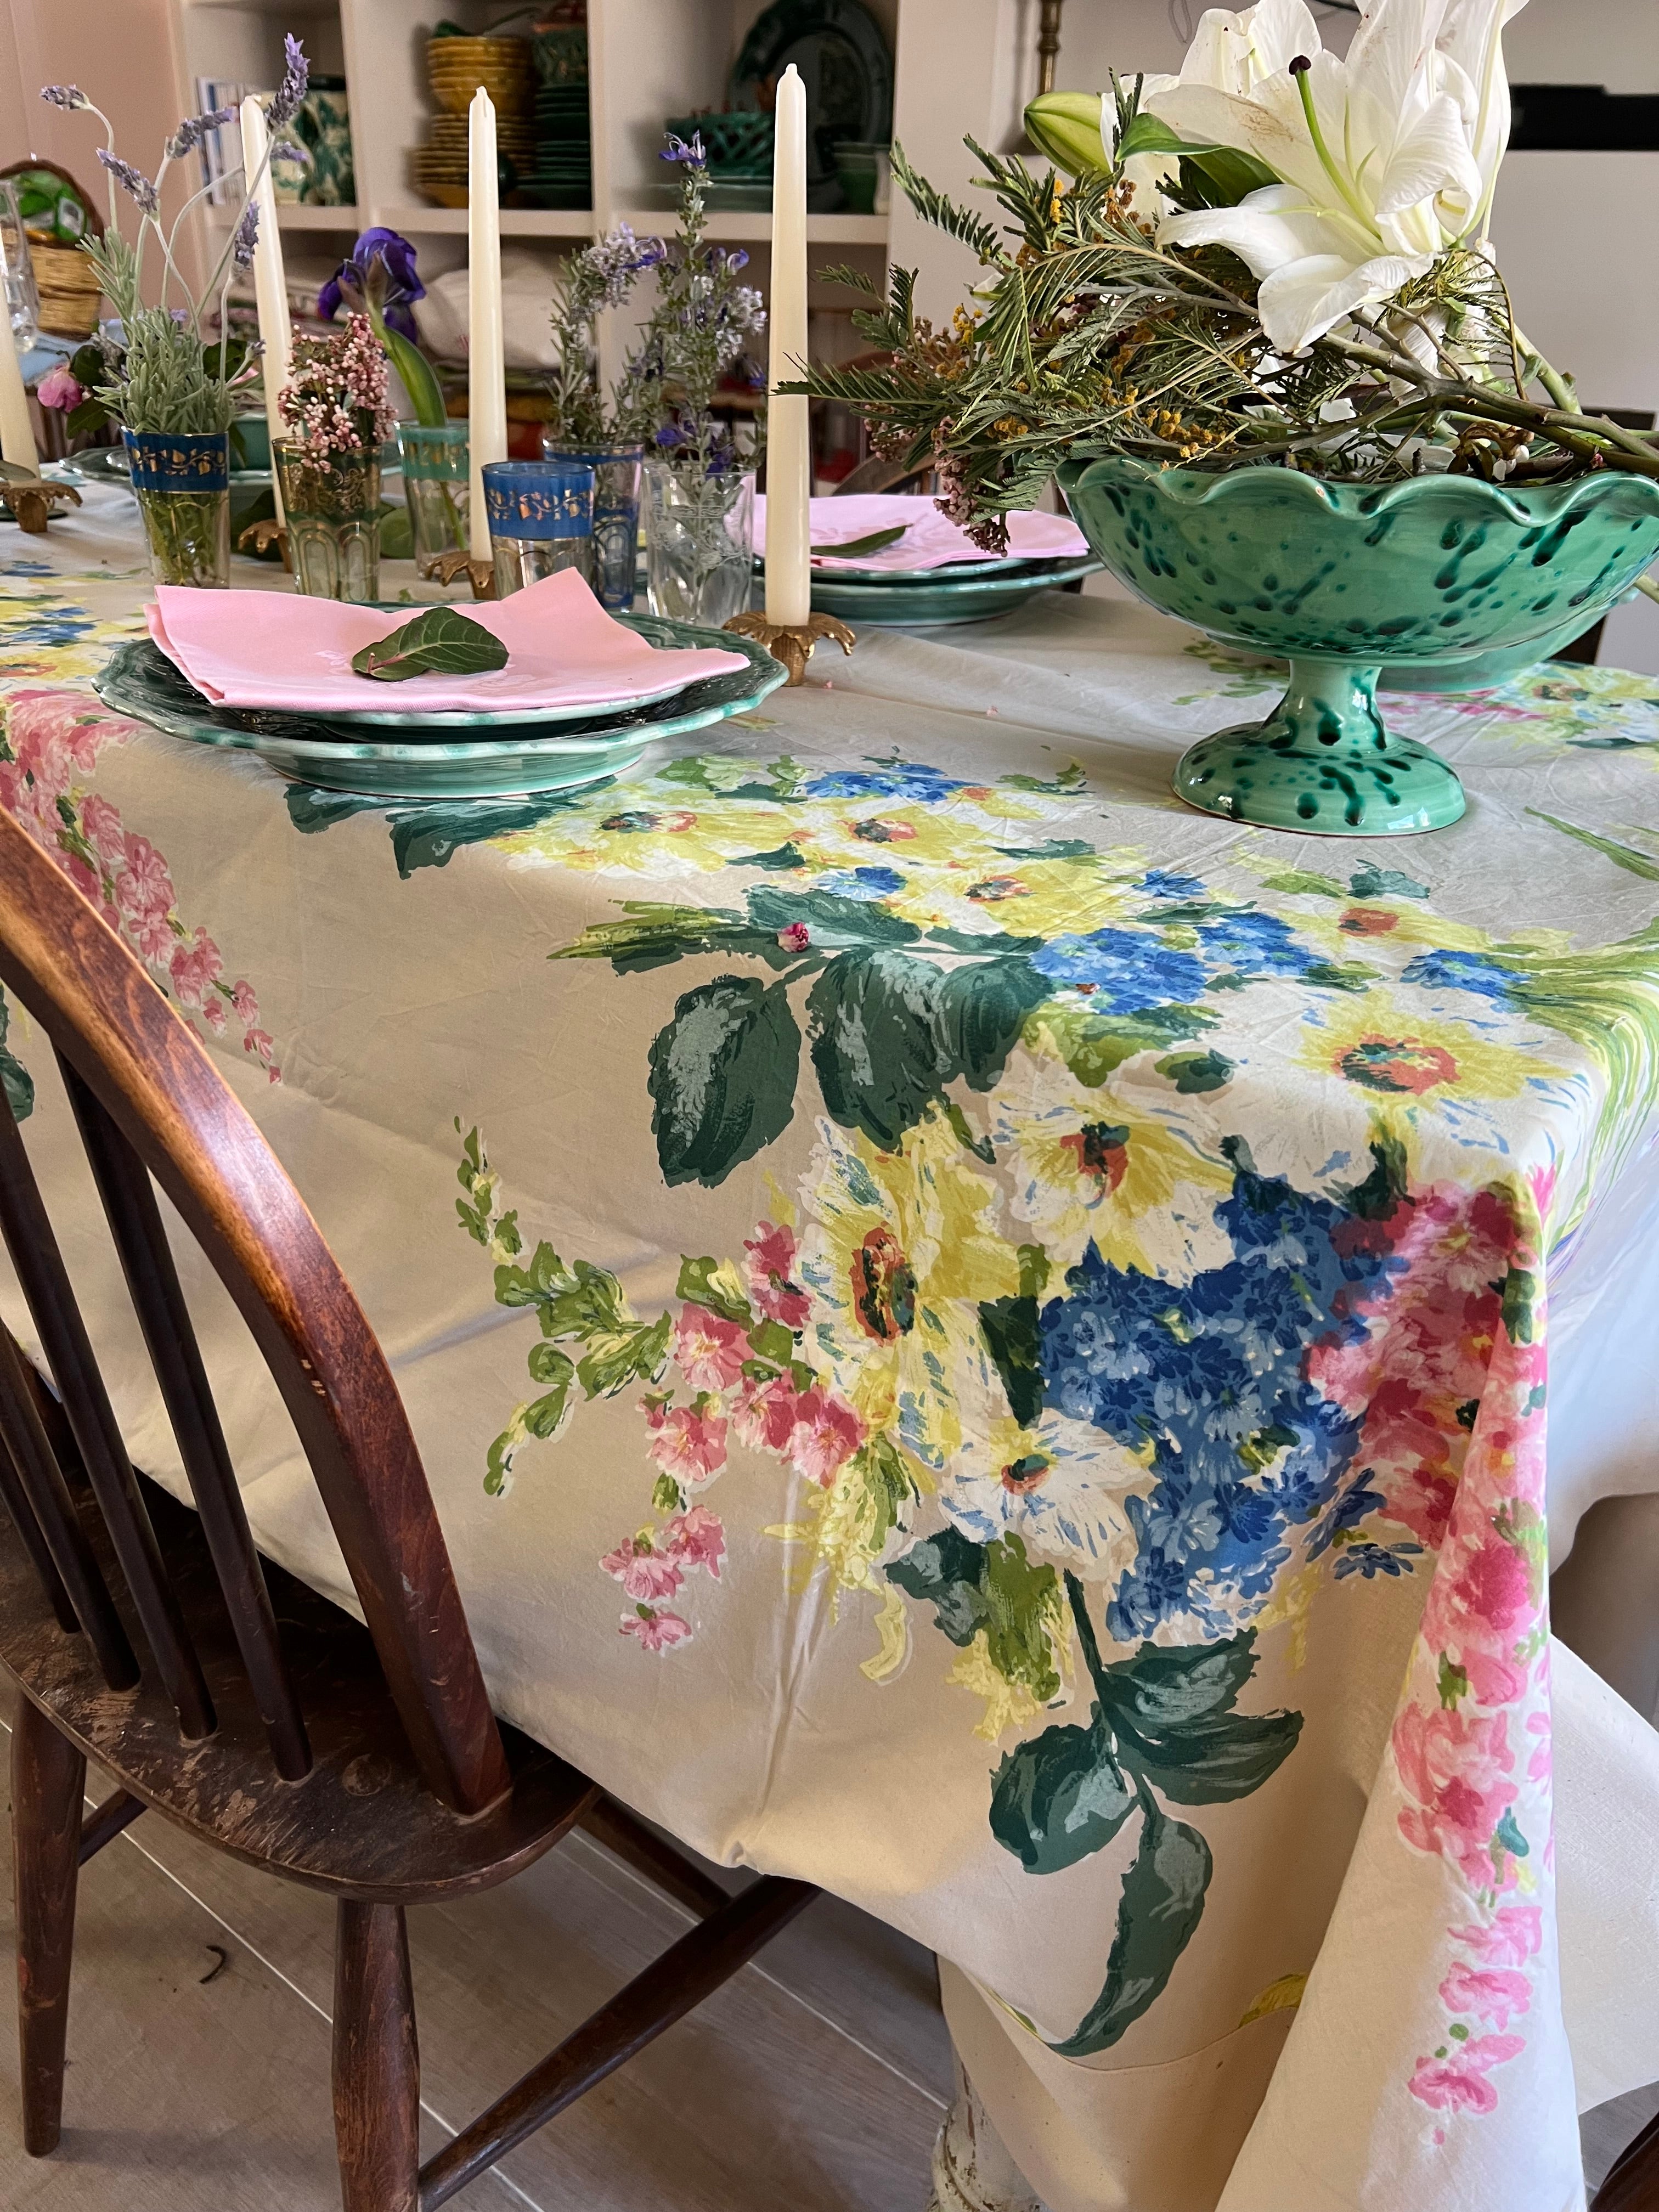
[114,832,176,959]
[786,1385,864,1487]
[1450,1905,1542,1970]
[673,1305,749,1392]
[663,1504,726,1578]
[1408,2034,1526,2115]
[644,1397,729,1485]
[620,1607,693,1653]
[776,922,811,953]
[1526,1709,1551,1784]
[244,1028,275,1064]
[600,1533,685,1604]
[743,1221,810,1330]
[1392,1703,1518,1887]
[200,992,228,1034]
[1437,1964,1533,2029]
[78,792,127,865]
[229,979,260,1023]
[733,1372,802,1454]
[1461,1645,1529,1708]
[1455,1533,1534,1638]
[168,925,223,1008]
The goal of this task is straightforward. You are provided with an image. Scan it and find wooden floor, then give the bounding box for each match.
[0,1695,951,2211]
[0,1683,1649,2209]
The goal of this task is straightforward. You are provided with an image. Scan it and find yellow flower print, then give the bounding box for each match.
[992,1037,1234,1275]
[1296,990,1557,1104]
[799,1109,1023,1470]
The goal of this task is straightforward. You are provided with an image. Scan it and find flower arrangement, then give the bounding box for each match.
[37,39,311,437]
[544,132,767,469]
[318,227,449,432]
[278,314,396,463]
[799,0,1659,549]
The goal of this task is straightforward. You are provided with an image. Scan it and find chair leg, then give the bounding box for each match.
[11,1695,86,2156]
[332,1900,420,2212]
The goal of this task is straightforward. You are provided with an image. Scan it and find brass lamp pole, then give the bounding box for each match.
[1036,0,1066,95]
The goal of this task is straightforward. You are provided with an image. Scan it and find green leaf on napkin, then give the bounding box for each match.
[351,606,509,682]
[809,524,909,558]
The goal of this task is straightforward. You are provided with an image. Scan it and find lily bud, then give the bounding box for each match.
[1024,92,1110,178]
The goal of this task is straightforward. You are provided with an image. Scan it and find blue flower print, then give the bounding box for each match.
[803,761,972,802]
[1195,909,1318,981]
[814,866,906,900]
[1037,1151,1403,1639]
[1139,869,1207,901]
[1401,948,1526,1003]
[1032,927,1207,1012]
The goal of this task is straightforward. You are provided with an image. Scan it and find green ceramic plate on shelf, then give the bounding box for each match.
[780,555,1103,626]
[94,617,787,800]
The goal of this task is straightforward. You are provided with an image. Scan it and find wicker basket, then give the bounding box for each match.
[30,242,100,339]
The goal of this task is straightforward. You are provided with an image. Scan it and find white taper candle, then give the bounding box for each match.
[0,296,35,469]
[765,63,811,627]
[467,87,507,562]
[239,95,292,527]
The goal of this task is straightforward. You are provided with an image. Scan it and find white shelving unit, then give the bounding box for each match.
[175,0,908,270]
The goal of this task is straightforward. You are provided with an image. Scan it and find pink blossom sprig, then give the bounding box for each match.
[278,313,396,461]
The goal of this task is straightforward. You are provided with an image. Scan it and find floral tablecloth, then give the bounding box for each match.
[3,491,1659,2212]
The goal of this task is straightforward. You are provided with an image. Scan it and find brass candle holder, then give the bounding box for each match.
[0,463,81,534]
[427,548,498,599]
[721,610,854,686]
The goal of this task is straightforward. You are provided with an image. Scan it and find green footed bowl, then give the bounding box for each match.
[1057,456,1659,834]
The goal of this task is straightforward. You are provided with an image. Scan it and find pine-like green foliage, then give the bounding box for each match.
[797,84,1659,549]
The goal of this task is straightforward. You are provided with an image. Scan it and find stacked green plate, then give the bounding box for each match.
[766,554,1103,626]
[94,616,786,800]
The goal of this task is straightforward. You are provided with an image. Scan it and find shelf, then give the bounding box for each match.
[616,210,889,246]
[206,204,364,230]
[369,205,599,239]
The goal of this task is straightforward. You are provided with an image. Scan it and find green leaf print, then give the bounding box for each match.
[1155,1050,1234,1094]
[648,976,801,1187]
[978,1291,1046,1428]
[1047,1800,1213,2057]
[939,957,1052,1092]
[674,1254,754,1326]
[887,1530,1062,1704]
[555,901,789,975]
[1094,1635,1263,1734]
[0,990,33,1122]
[809,951,950,1148]
[1111,1708,1303,1806]
[1348,867,1428,900]
[990,1714,1136,1875]
[1525,810,1659,881]
[746,884,921,949]
[1035,1001,1217,1087]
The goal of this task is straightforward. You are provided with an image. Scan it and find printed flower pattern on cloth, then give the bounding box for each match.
[0,690,279,1077]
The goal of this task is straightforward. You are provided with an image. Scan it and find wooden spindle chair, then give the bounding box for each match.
[0,804,817,2208]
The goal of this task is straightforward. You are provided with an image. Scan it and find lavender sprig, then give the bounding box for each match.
[40,84,88,112]
[661,132,707,167]
[167,106,238,162]
[232,201,259,270]
[97,149,159,216]
[267,34,310,132]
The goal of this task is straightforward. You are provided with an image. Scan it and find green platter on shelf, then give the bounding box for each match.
[791,554,1103,626]
[93,617,787,800]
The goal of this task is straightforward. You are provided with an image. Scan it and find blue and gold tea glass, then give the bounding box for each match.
[481,461,595,599]
[122,430,232,588]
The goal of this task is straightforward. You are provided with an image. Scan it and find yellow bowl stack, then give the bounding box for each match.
[414,36,534,203]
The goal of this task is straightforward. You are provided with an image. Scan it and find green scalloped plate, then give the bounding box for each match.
[798,554,1103,625]
[94,616,787,799]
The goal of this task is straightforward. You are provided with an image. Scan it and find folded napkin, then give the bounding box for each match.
[758,492,1090,571]
[148,569,749,716]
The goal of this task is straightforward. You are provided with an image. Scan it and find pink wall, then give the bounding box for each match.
[2,0,206,289]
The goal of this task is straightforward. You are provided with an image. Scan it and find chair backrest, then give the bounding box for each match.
[0,804,509,1816]
[834,454,935,499]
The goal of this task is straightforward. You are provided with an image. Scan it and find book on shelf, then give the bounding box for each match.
[194,81,274,206]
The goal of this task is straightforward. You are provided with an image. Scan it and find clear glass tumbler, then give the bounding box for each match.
[273,441,382,602]
[482,460,595,597]
[642,461,755,628]
[397,420,471,579]
[541,437,643,611]
[123,430,232,588]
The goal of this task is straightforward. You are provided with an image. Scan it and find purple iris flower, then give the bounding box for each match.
[319,228,426,341]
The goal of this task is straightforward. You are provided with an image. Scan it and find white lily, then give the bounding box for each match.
[1142,0,1528,353]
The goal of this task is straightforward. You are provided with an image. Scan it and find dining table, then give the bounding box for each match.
[3,481,1659,2212]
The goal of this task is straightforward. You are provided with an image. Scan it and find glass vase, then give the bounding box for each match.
[541,437,643,611]
[397,420,471,579]
[482,460,595,598]
[122,431,232,589]
[274,441,382,602]
[643,461,755,628]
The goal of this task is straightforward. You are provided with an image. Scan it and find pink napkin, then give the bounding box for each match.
[757,493,1090,571]
[148,569,749,715]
